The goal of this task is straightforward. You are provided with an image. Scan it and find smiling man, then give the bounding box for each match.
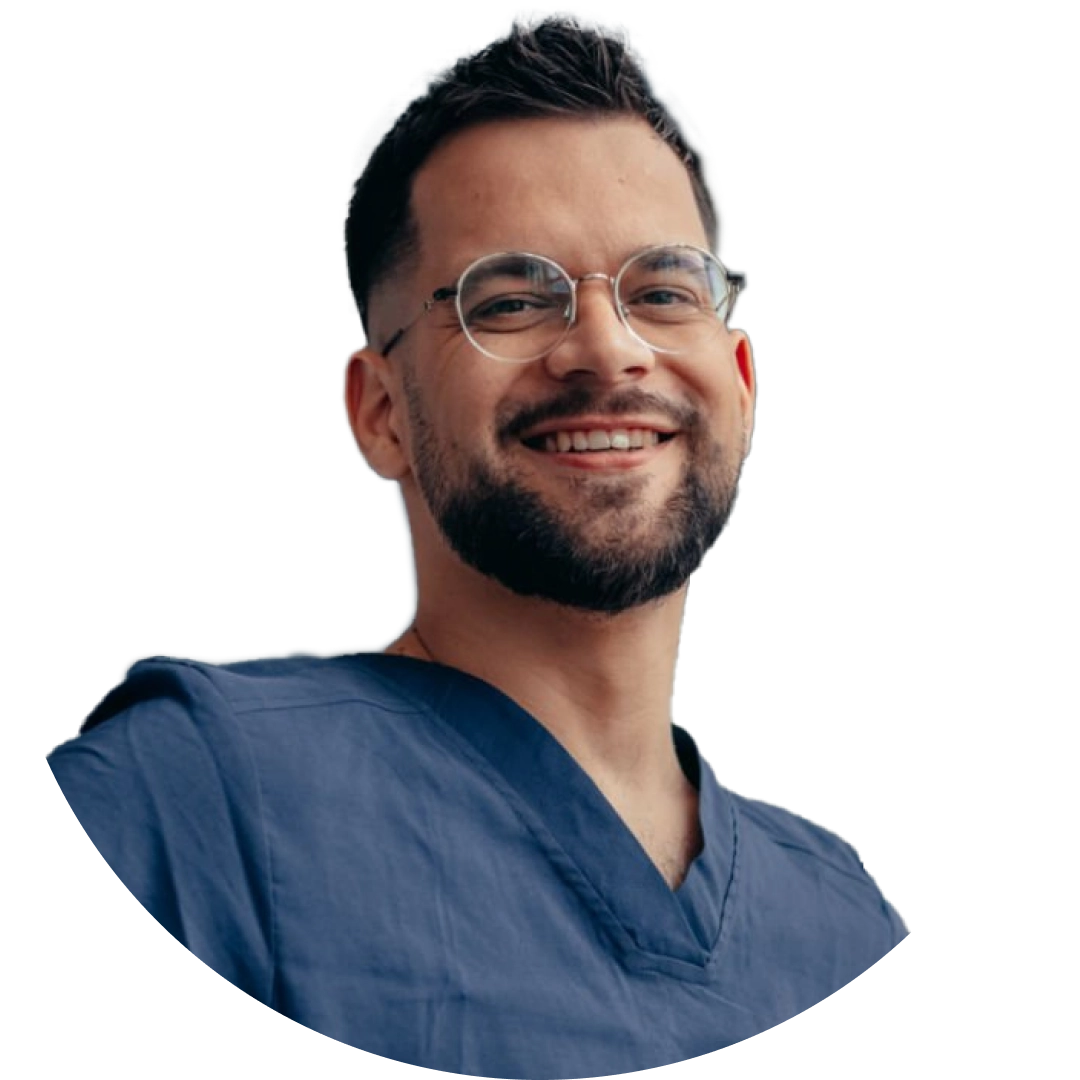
[351,113,750,897]
[48,18,905,1078]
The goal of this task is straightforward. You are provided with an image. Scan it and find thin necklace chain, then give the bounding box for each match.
[409,624,437,663]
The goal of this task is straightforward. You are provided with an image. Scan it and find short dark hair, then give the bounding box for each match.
[345,17,719,334]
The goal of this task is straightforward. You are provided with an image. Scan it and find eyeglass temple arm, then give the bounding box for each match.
[728,271,746,293]
[726,272,746,319]
[380,285,458,358]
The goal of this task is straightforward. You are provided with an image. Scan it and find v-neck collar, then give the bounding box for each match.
[353,654,737,981]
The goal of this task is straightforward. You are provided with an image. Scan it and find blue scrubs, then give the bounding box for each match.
[48,654,905,1077]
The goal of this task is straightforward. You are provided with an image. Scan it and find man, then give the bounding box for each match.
[48,18,905,1078]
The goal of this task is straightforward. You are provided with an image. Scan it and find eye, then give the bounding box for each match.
[635,287,695,304]
[472,294,542,317]
[631,287,698,307]
[468,293,561,326]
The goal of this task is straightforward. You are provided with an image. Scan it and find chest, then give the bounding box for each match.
[619,809,703,889]
[613,790,704,889]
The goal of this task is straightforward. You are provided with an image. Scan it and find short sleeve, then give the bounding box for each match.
[47,662,275,1003]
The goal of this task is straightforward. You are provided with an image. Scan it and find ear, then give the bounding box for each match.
[731,331,756,455]
[344,348,411,480]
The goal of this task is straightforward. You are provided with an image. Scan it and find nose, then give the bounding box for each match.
[541,275,656,383]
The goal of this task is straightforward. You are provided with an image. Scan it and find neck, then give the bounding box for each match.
[389,555,688,796]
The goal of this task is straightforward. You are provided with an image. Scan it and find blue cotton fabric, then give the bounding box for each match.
[48,654,905,1078]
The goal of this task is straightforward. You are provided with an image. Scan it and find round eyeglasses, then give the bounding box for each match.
[380,244,745,363]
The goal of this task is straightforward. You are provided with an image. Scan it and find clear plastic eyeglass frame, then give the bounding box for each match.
[379,244,745,362]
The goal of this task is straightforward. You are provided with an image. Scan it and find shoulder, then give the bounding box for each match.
[48,653,441,796]
[729,790,907,943]
[76,643,425,721]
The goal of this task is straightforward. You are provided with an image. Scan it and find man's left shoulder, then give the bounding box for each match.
[730,790,908,945]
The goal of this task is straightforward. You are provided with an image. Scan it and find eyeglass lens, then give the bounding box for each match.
[456,246,731,362]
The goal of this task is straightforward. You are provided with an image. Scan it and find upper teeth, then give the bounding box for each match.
[542,428,662,453]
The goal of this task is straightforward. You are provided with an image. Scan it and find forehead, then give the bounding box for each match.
[409,116,709,279]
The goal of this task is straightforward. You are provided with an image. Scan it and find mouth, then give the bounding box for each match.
[520,429,678,468]
[520,424,679,455]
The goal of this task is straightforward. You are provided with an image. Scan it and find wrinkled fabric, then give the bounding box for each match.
[49,654,905,1078]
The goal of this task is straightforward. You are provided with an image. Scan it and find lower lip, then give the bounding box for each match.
[523,439,673,471]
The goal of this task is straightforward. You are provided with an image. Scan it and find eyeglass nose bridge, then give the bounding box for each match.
[562,270,623,330]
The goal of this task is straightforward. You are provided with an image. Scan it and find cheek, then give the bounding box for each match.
[701,346,753,426]
[412,340,567,459]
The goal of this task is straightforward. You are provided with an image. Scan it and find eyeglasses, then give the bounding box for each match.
[380,244,745,363]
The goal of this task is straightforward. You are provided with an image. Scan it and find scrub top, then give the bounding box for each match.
[48,654,906,1078]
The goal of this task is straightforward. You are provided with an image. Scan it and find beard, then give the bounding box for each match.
[404,377,744,615]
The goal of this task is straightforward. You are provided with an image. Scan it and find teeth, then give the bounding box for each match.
[536,428,668,453]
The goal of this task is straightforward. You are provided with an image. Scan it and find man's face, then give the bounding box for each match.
[369,116,755,614]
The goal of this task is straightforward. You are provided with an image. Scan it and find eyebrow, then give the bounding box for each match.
[631,249,702,272]
[464,254,543,281]
[442,243,695,280]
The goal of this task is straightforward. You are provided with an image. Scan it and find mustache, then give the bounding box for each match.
[505,393,682,438]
